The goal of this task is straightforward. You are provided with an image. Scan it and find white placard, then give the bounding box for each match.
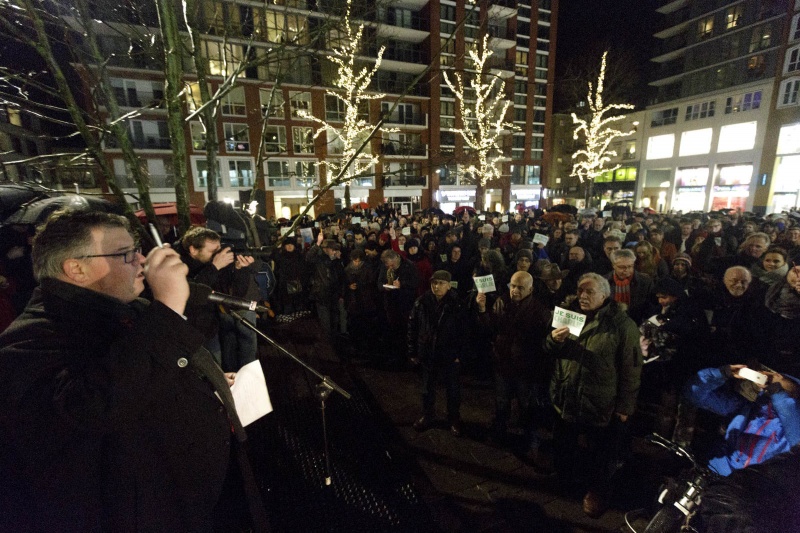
[400,205,409,215]
[473,274,496,294]
[602,211,612,218]
[300,227,314,244]
[440,254,448,263]
[229,360,272,427]
[315,222,320,228]
[401,226,411,236]
[478,214,486,221]
[280,227,293,237]
[361,221,369,228]
[352,216,362,224]
[533,233,549,246]
[503,215,509,222]
[450,281,458,289]
[552,306,587,337]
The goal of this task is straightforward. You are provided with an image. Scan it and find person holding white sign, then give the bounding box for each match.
[546,272,642,519]
[476,271,552,460]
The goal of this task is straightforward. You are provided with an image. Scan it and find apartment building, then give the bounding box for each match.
[75,0,558,218]
[637,0,789,214]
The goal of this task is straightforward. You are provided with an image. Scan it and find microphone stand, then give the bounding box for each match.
[230,311,350,487]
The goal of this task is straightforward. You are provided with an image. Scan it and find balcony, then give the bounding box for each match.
[380,110,427,127]
[384,175,427,187]
[115,173,174,188]
[112,88,165,109]
[380,142,427,157]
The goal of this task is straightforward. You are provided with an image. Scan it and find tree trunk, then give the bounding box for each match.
[157,0,192,232]
[184,0,219,203]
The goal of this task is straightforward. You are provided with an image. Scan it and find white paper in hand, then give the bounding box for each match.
[473,274,496,293]
[229,360,272,426]
[552,306,587,337]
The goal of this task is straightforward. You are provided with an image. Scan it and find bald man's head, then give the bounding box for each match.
[509,271,533,302]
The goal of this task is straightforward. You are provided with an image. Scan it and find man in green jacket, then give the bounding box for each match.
[547,272,642,519]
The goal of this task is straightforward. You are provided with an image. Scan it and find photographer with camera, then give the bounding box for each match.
[175,227,260,371]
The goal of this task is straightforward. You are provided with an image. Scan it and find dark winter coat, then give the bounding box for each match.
[407,290,466,366]
[545,299,643,427]
[478,293,553,383]
[0,279,262,533]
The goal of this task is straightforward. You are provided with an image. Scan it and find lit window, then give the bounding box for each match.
[726,91,762,113]
[718,122,757,152]
[264,126,286,153]
[325,95,346,122]
[725,6,742,30]
[223,123,250,152]
[698,16,713,40]
[777,123,800,154]
[288,91,312,118]
[646,134,675,160]
[679,128,713,156]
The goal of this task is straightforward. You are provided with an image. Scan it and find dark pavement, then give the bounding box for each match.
[252,316,670,532]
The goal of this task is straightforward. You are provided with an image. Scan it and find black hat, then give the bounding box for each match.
[655,277,684,298]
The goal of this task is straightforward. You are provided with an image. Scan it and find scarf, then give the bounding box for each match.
[613,274,631,306]
[765,279,800,320]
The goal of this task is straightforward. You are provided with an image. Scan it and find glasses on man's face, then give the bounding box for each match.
[80,246,142,264]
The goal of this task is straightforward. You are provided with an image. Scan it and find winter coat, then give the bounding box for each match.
[306,245,344,304]
[407,290,466,366]
[545,299,642,427]
[606,270,655,325]
[0,279,262,532]
[478,293,552,383]
[684,366,800,476]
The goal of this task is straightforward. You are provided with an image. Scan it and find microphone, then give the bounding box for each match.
[188,283,270,313]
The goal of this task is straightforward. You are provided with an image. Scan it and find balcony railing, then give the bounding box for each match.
[381,112,427,126]
[384,175,427,187]
[112,88,165,109]
[115,173,175,188]
[381,142,427,156]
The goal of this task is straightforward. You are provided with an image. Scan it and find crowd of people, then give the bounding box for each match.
[1,201,800,527]
[266,203,800,519]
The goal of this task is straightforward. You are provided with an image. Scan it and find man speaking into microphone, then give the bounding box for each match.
[0,210,268,532]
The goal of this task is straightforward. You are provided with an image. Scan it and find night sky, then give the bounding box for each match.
[554,0,661,110]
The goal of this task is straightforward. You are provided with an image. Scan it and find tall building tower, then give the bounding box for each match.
[638,0,788,213]
[31,0,557,218]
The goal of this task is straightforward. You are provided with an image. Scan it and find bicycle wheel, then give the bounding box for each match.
[643,505,685,533]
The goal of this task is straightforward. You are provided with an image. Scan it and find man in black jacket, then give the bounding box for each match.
[476,271,552,455]
[0,210,268,532]
[408,270,466,436]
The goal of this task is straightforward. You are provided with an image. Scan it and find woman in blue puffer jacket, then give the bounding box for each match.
[684,364,800,476]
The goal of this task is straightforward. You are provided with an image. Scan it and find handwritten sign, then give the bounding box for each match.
[533,233,549,246]
[473,274,496,294]
[352,216,361,224]
[401,226,411,236]
[552,306,587,337]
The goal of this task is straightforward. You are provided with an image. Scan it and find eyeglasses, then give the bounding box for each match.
[80,246,142,264]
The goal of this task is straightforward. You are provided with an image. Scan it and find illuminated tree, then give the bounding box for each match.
[571,50,635,206]
[299,0,392,187]
[443,34,515,189]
